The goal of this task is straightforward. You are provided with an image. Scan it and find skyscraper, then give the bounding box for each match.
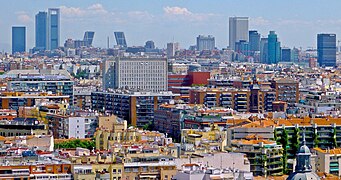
[83,31,95,47]
[317,33,336,67]
[196,35,215,51]
[281,48,292,62]
[235,40,250,56]
[12,26,26,54]
[114,32,127,48]
[260,38,268,64]
[249,30,260,52]
[267,31,281,64]
[47,8,60,50]
[35,11,47,50]
[229,17,249,50]
[167,42,179,58]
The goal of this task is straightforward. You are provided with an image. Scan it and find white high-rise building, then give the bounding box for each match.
[229,17,249,50]
[102,57,168,92]
[196,35,215,51]
[167,42,179,58]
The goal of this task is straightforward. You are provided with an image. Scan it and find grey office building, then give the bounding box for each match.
[35,12,47,50]
[102,57,168,92]
[229,17,249,50]
[47,8,60,50]
[317,33,336,67]
[12,26,26,54]
[196,35,215,51]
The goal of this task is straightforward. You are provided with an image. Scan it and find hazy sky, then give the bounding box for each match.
[1,0,341,52]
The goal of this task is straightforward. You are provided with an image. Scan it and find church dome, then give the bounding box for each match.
[298,145,311,154]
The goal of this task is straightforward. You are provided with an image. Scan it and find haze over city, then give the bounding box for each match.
[2,0,341,52]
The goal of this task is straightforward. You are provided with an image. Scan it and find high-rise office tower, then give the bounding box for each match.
[229,17,249,50]
[167,42,179,58]
[12,26,26,54]
[281,48,292,62]
[145,40,155,49]
[114,32,127,48]
[47,8,60,50]
[317,34,336,67]
[35,11,47,50]
[267,31,281,64]
[235,40,250,56]
[249,30,260,52]
[260,38,268,64]
[83,31,95,47]
[196,35,215,51]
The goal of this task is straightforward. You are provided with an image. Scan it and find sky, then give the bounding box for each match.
[2,0,341,52]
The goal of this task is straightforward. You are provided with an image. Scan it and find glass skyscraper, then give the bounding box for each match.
[114,32,127,48]
[12,26,26,54]
[83,31,95,47]
[229,17,249,50]
[281,48,292,62]
[249,30,260,52]
[260,38,268,64]
[35,11,47,50]
[267,31,281,64]
[47,8,60,50]
[317,34,336,67]
[235,40,250,56]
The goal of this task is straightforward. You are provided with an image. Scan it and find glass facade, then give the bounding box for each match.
[267,31,281,64]
[35,11,47,50]
[249,30,260,52]
[317,34,336,67]
[114,32,127,47]
[12,26,26,54]
[48,8,60,50]
[83,31,95,47]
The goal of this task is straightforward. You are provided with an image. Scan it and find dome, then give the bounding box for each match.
[298,145,311,154]
[287,172,320,180]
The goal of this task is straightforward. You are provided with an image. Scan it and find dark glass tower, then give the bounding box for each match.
[114,32,127,48]
[35,11,47,50]
[317,34,336,67]
[249,30,260,52]
[12,26,26,54]
[281,48,292,62]
[83,31,95,47]
[48,8,60,50]
[267,31,281,64]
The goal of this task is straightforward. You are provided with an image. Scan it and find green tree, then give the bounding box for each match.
[290,127,300,156]
[332,127,337,148]
[54,139,95,150]
[278,128,288,174]
[312,129,319,148]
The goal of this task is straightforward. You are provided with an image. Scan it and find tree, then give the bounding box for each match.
[54,139,95,150]
[312,129,319,148]
[290,127,300,156]
[142,122,154,131]
[279,128,288,174]
[332,127,337,148]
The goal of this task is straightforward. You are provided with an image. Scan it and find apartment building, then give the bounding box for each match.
[91,90,179,127]
[314,147,341,177]
[102,57,168,92]
[5,69,74,102]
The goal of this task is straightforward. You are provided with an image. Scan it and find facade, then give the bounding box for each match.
[314,147,341,177]
[47,8,60,50]
[83,31,95,47]
[35,11,47,51]
[102,57,168,92]
[229,138,283,176]
[229,17,249,50]
[91,90,179,127]
[167,42,179,58]
[281,47,292,62]
[114,31,127,47]
[6,70,74,102]
[271,78,299,109]
[267,31,281,64]
[12,26,26,54]
[260,38,268,64]
[235,40,250,56]
[249,30,261,52]
[145,40,155,49]
[196,35,215,51]
[317,33,336,67]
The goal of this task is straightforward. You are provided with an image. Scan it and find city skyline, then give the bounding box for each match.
[2,0,341,52]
